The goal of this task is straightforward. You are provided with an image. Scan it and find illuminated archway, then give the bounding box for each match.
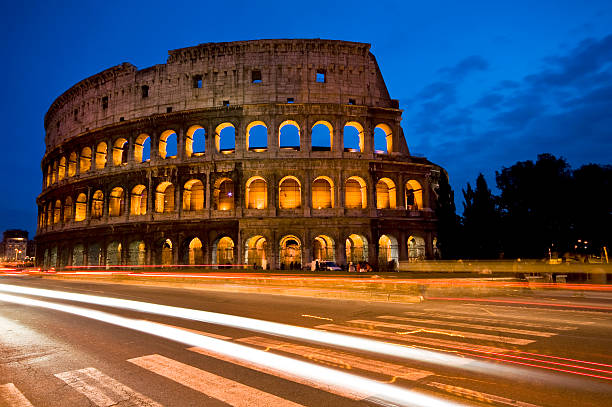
[159,130,177,159]
[53,199,61,224]
[313,235,335,262]
[279,176,301,209]
[161,238,173,265]
[374,123,392,154]
[215,123,235,153]
[311,121,333,151]
[187,237,204,265]
[279,235,302,269]
[91,190,104,219]
[246,176,267,209]
[312,176,334,209]
[80,147,92,173]
[279,120,300,150]
[378,234,398,269]
[72,244,84,266]
[58,157,66,181]
[343,121,364,152]
[213,236,234,266]
[106,241,122,265]
[63,197,73,223]
[134,134,150,163]
[345,176,367,209]
[95,142,107,169]
[183,179,204,211]
[128,241,146,265]
[408,235,426,261]
[155,182,174,213]
[214,178,234,211]
[245,235,267,268]
[52,161,57,183]
[405,180,423,210]
[130,185,147,215]
[246,121,268,151]
[186,125,206,157]
[109,187,124,217]
[68,152,77,177]
[112,138,128,166]
[346,234,368,263]
[376,178,397,209]
[75,193,87,221]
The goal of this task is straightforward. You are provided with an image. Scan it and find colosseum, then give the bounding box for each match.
[36,39,442,271]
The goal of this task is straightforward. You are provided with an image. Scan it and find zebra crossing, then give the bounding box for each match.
[3,309,600,407]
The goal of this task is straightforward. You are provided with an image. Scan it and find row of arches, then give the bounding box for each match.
[41,234,428,269]
[40,177,424,227]
[44,121,395,188]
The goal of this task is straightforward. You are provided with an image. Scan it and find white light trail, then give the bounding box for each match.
[0,292,464,407]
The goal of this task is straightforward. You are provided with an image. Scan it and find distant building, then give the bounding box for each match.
[1,229,29,261]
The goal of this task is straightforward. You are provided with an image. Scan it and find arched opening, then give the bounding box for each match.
[313,235,335,262]
[279,120,300,150]
[130,185,147,216]
[52,161,57,183]
[48,247,57,268]
[134,134,151,163]
[183,179,204,211]
[72,244,84,266]
[378,234,398,270]
[159,130,177,159]
[91,190,104,219]
[75,193,87,221]
[215,123,235,154]
[346,234,368,263]
[186,125,206,157]
[343,122,363,152]
[87,242,102,266]
[53,199,61,224]
[155,182,174,213]
[311,121,332,151]
[376,178,397,209]
[45,165,51,187]
[405,180,423,210]
[345,176,367,209]
[95,142,107,169]
[213,236,234,266]
[108,187,124,217]
[246,176,267,209]
[46,203,52,226]
[279,176,301,209]
[374,123,392,154]
[106,241,122,265]
[312,176,333,209]
[433,237,441,259]
[187,237,204,265]
[58,157,66,181]
[68,152,77,177]
[214,178,234,211]
[246,121,268,151]
[408,235,426,262]
[112,138,128,166]
[279,235,301,269]
[63,197,73,223]
[245,235,267,269]
[128,241,146,265]
[80,147,92,173]
[161,239,173,265]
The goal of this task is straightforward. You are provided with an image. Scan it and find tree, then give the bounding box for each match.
[434,169,462,259]
[462,173,500,259]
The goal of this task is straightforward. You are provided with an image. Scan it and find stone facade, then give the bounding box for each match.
[36,39,441,270]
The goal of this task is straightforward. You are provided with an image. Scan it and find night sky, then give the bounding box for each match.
[1,1,610,238]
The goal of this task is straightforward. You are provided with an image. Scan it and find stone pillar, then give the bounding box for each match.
[399,230,408,262]
[177,127,186,160]
[205,172,211,210]
[269,118,279,155]
[336,233,347,267]
[176,179,183,217]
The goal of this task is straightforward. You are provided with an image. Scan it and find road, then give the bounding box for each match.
[0,276,611,407]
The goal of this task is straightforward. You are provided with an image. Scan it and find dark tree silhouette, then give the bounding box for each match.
[434,169,462,259]
[462,173,500,259]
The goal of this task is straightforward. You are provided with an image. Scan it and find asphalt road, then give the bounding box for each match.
[1,276,611,407]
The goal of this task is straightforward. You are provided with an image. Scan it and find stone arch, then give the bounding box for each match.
[214,177,234,211]
[106,241,122,265]
[68,152,77,177]
[244,235,268,268]
[245,176,267,209]
[160,238,173,265]
[185,237,204,265]
[346,234,368,263]
[345,176,367,209]
[91,190,104,219]
[279,176,301,209]
[95,142,107,169]
[374,123,393,154]
[183,179,204,211]
[215,122,236,153]
[279,120,300,150]
[128,240,146,265]
[378,234,398,270]
[155,182,175,213]
[159,130,177,159]
[58,157,66,181]
[45,164,51,186]
[311,120,333,151]
[53,199,61,224]
[109,187,124,217]
[246,121,268,151]
[87,242,103,266]
[186,125,206,157]
[80,146,92,172]
[408,235,426,261]
[212,236,234,266]
[134,133,151,163]
[312,176,334,209]
[376,177,397,209]
[405,180,423,210]
[63,196,73,223]
[52,160,57,183]
[130,185,147,215]
[72,243,84,266]
[343,121,364,152]
[75,193,87,221]
[112,138,128,166]
[279,235,302,269]
[313,234,335,262]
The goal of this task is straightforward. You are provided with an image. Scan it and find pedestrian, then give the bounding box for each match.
[349,261,355,272]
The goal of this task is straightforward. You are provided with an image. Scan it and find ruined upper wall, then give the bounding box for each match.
[45,39,396,151]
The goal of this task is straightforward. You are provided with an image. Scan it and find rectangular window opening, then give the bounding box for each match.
[251,70,262,83]
[223,100,230,107]
[166,107,172,113]
[348,98,356,105]
[102,96,108,109]
[316,69,326,83]
[74,109,78,120]
[141,85,149,98]
[193,75,203,88]
[287,97,294,103]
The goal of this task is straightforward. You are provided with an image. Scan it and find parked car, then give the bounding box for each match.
[319,261,342,271]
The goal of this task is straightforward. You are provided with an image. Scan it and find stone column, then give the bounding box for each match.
[177,127,186,160]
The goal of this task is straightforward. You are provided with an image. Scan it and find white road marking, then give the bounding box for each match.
[347,319,535,345]
[237,336,434,380]
[150,321,232,340]
[54,367,161,407]
[128,354,305,407]
[0,383,34,407]
[380,315,556,337]
[426,381,542,407]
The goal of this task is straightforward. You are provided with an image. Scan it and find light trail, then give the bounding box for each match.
[426,297,612,311]
[0,292,464,407]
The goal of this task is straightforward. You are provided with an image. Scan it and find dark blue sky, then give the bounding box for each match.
[1,1,611,237]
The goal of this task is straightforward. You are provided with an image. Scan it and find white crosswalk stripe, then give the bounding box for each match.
[0,383,34,407]
[54,367,161,407]
[128,354,306,407]
[237,336,434,380]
